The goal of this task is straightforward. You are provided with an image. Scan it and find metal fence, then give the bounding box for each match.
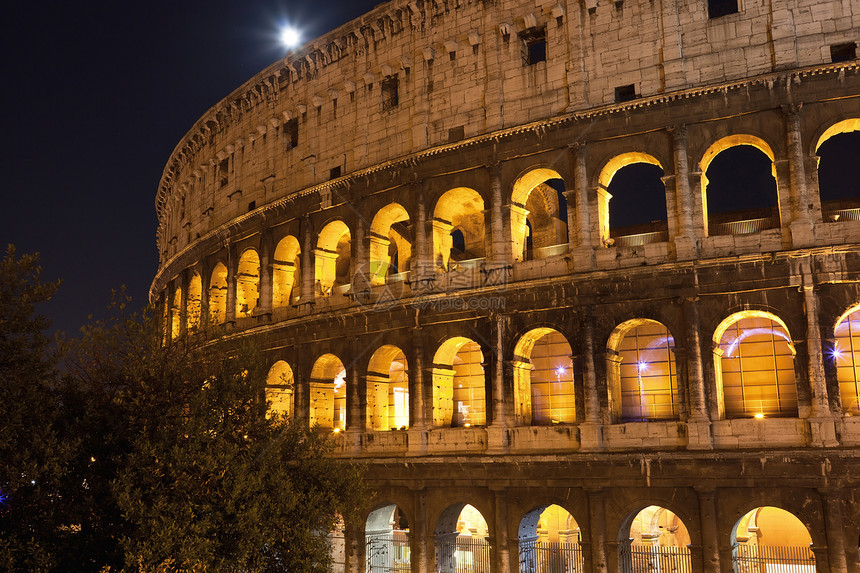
[708,215,780,236]
[436,535,492,573]
[732,544,816,572]
[367,532,411,573]
[519,539,585,573]
[619,542,692,573]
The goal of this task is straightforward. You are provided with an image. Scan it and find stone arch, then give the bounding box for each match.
[273,235,301,308]
[170,284,182,340]
[369,203,412,285]
[815,118,860,221]
[510,168,569,262]
[432,187,486,271]
[699,135,780,236]
[316,220,352,297]
[432,336,486,428]
[814,117,860,154]
[512,327,575,426]
[517,504,584,573]
[833,304,860,415]
[186,272,202,332]
[597,153,667,247]
[266,360,294,419]
[712,311,797,419]
[434,503,491,573]
[309,353,347,430]
[366,344,409,430]
[208,261,228,324]
[731,506,814,568]
[366,503,411,573]
[236,248,260,318]
[606,319,679,422]
[617,504,692,573]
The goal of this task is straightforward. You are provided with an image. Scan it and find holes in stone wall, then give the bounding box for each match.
[521,27,547,66]
[382,75,399,111]
[614,84,637,103]
[830,42,857,63]
[708,0,738,18]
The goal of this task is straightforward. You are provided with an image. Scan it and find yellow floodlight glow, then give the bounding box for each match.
[754,413,765,419]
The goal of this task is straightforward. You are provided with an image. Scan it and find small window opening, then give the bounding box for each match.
[382,75,399,111]
[831,42,857,63]
[332,98,338,119]
[248,201,256,212]
[350,91,355,103]
[450,229,466,260]
[448,126,465,142]
[283,118,299,150]
[521,27,547,65]
[219,158,229,188]
[708,0,738,18]
[614,84,637,103]
[330,166,342,180]
[449,50,456,61]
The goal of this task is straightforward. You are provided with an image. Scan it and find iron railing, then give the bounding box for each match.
[708,215,780,236]
[619,542,692,573]
[367,532,411,573]
[612,230,669,248]
[732,544,816,572]
[519,539,585,573]
[436,535,492,573]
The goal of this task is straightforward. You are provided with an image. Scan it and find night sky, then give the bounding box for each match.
[3,2,856,338]
[2,0,383,338]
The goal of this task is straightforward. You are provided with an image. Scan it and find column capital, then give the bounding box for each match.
[668,123,688,139]
[568,140,587,152]
[781,102,803,119]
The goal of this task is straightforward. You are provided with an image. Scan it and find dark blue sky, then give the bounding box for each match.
[1,0,382,337]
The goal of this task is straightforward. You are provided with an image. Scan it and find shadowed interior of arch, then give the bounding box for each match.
[208,262,228,324]
[511,169,569,262]
[366,345,409,430]
[316,221,352,296]
[817,127,860,222]
[309,354,347,431]
[273,235,301,307]
[186,272,201,331]
[432,337,486,427]
[607,163,668,242]
[432,188,485,271]
[369,203,412,285]
[235,249,260,318]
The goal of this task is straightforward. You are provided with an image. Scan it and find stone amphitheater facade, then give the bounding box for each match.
[152,0,860,571]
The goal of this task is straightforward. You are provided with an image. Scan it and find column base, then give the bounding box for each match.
[344,429,363,456]
[570,246,595,272]
[686,418,714,450]
[789,220,816,248]
[407,427,428,456]
[673,235,698,261]
[487,424,509,454]
[579,422,604,452]
[808,417,840,448]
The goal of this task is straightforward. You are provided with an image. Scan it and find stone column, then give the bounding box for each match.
[493,489,511,573]
[586,488,608,573]
[670,125,698,259]
[413,489,430,573]
[684,293,713,449]
[344,523,363,573]
[199,260,210,330]
[783,104,815,247]
[488,314,509,453]
[489,163,508,264]
[301,216,315,303]
[352,203,369,292]
[294,349,309,427]
[408,327,428,456]
[258,229,273,314]
[696,488,721,573]
[580,310,603,450]
[178,271,188,338]
[570,142,595,269]
[412,181,433,284]
[820,488,849,573]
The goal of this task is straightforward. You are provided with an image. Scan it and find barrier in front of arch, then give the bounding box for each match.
[617,505,692,573]
[517,504,584,573]
[730,506,816,572]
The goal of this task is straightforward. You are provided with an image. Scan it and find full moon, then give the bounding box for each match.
[280,26,301,49]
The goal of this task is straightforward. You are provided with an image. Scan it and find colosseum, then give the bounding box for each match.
[151,0,860,570]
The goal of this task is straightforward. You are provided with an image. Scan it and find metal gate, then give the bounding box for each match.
[731,544,816,572]
[435,535,491,573]
[367,532,411,573]
[618,542,692,573]
[519,539,585,573]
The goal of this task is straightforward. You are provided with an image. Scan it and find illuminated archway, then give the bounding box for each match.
[619,506,692,572]
[208,262,228,324]
[597,153,667,247]
[366,504,411,573]
[607,319,679,421]
[366,345,409,430]
[432,188,485,271]
[816,119,860,222]
[273,235,301,307]
[510,168,569,262]
[700,135,780,236]
[834,305,860,414]
[266,360,294,419]
[186,272,201,331]
[518,504,583,572]
[434,504,490,573]
[512,328,575,425]
[713,311,797,418]
[316,221,352,297]
[369,203,411,285]
[309,354,347,431]
[170,285,182,340]
[731,506,813,570]
[236,248,260,318]
[432,337,485,427]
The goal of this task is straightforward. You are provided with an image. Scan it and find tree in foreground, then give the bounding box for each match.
[64,298,366,572]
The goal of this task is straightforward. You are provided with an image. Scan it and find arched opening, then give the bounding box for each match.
[235,248,260,318]
[186,272,201,332]
[369,203,412,285]
[598,154,668,248]
[309,354,347,431]
[731,507,814,571]
[701,137,780,236]
[816,119,860,222]
[607,319,679,422]
[512,328,576,426]
[170,285,182,340]
[208,262,228,324]
[434,504,490,573]
[433,188,486,271]
[266,360,294,419]
[511,169,569,262]
[714,311,798,419]
[316,221,352,297]
[273,235,301,307]
[366,345,409,431]
[432,337,486,428]
[518,504,583,573]
[366,504,411,573]
[619,506,692,572]
[833,305,860,415]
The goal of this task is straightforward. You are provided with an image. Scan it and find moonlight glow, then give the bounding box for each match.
[280,26,301,49]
